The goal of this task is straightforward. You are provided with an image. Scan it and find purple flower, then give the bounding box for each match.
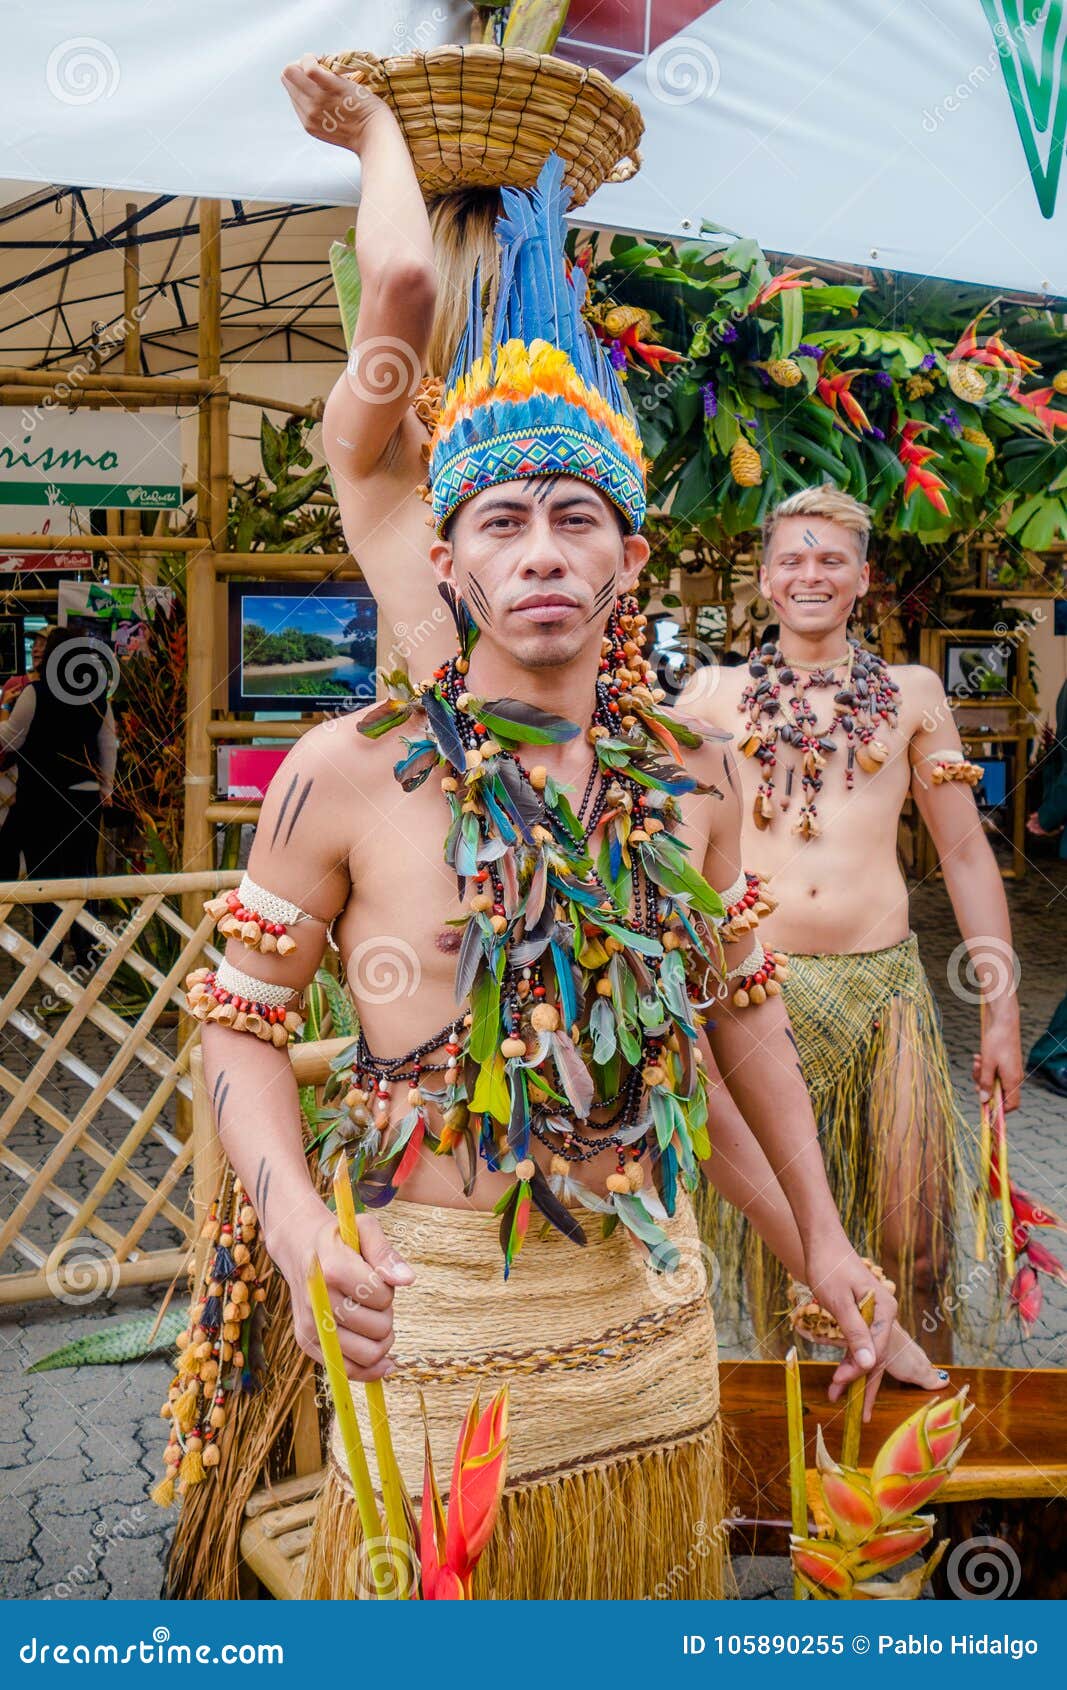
[732,412,757,428]
[919,352,937,370]
[874,371,894,389]
[719,321,739,344]
[796,342,824,361]
[702,381,718,418]
[940,408,962,436]
[608,338,628,371]
[755,365,771,387]
[864,425,886,441]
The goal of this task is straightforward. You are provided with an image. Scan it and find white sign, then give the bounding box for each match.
[0,503,93,571]
[580,0,1067,297]
[0,410,183,509]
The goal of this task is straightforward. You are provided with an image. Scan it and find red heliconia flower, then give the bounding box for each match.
[815,370,874,438]
[897,419,951,515]
[444,1385,510,1587]
[989,1143,1067,1232]
[1010,1261,1042,1331]
[1016,386,1067,438]
[750,265,814,310]
[1023,1233,1067,1289]
[948,307,1040,394]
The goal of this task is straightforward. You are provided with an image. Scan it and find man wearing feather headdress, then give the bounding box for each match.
[182,132,920,1598]
[267,54,946,1394]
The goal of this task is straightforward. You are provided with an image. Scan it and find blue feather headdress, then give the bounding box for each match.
[428,153,647,535]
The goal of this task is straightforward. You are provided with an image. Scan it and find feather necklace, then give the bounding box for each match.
[313,603,726,1278]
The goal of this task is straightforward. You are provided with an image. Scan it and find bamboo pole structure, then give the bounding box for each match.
[0,366,212,396]
[182,198,225,928]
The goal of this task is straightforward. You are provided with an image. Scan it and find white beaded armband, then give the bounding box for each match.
[184,959,304,1047]
[203,874,317,956]
[724,939,790,1008]
[715,868,778,944]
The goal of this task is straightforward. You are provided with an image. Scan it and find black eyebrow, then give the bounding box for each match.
[476,492,604,516]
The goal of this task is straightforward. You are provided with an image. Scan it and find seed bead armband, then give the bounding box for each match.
[724,939,790,1009]
[184,959,304,1046]
[203,874,317,956]
[925,748,983,787]
[715,868,778,944]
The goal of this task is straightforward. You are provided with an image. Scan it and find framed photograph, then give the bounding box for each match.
[979,547,1048,594]
[227,582,378,713]
[943,638,1013,699]
[0,614,24,681]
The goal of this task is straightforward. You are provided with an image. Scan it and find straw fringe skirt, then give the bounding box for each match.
[699,934,980,1348]
[302,1190,725,1600]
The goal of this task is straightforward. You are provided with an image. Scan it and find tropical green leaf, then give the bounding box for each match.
[27,1309,187,1371]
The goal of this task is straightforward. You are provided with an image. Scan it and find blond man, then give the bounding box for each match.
[684,486,1022,1360]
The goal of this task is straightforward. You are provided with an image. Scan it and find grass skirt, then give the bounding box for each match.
[699,934,980,1349]
[302,1190,725,1599]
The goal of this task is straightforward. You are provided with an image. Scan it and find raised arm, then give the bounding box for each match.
[281,57,437,478]
[907,666,1022,1111]
[695,744,897,1412]
[196,727,412,1380]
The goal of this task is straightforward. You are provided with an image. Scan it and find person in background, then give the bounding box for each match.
[1027,676,1067,1095]
[0,627,118,967]
[0,624,57,879]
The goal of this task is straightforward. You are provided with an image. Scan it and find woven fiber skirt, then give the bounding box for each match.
[302,1188,724,1599]
[699,933,980,1349]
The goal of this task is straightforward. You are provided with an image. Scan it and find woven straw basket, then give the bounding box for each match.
[319,44,643,207]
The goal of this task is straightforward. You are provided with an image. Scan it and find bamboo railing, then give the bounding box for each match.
[0,868,240,1305]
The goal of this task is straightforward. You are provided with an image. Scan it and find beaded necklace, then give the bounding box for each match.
[311,600,727,1278]
[739,637,901,840]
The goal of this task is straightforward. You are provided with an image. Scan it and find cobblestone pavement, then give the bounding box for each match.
[2,866,1066,1601]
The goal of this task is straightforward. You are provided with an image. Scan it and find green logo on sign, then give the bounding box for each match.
[982,0,1067,218]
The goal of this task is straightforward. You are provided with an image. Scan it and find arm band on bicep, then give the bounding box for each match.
[724,938,790,1008]
[203,874,319,956]
[184,958,304,1046]
[917,748,983,787]
[714,868,778,944]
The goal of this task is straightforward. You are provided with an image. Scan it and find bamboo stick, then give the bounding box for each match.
[0,366,213,396]
[0,533,198,552]
[333,1153,412,1586]
[0,869,239,900]
[994,1079,1016,1277]
[205,802,261,825]
[839,1290,876,1469]
[212,552,359,577]
[306,1254,392,1597]
[207,719,316,739]
[0,1249,189,1306]
[784,1347,807,1600]
[227,388,325,420]
[976,1093,992,1262]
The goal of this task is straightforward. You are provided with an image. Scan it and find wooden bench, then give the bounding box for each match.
[720,1359,1067,1598]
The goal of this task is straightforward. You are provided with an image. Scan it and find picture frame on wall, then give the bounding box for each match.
[227,581,378,714]
[0,614,25,682]
[942,637,1014,700]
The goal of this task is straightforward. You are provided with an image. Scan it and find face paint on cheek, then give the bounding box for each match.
[585,573,616,623]
[467,573,493,627]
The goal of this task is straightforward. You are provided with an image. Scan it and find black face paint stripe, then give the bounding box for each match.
[258,1168,271,1227]
[282,776,314,848]
[467,574,493,625]
[721,751,737,796]
[585,575,617,623]
[212,1068,227,1108]
[270,774,300,850]
[214,1082,231,1124]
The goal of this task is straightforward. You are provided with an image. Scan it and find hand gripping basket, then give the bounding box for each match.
[319,44,643,207]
